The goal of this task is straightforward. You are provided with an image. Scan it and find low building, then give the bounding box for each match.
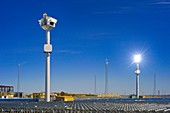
[129,95,136,98]
[33,92,45,98]
[25,92,74,101]
[55,96,74,101]
[130,95,146,98]
[14,92,23,98]
[0,85,14,98]
[139,95,146,98]
[97,94,121,98]
[25,94,33,98]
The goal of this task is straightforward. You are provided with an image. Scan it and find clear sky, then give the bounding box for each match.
[0,0,170,95]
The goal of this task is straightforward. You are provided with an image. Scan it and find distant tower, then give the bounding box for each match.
[94,75,96,94]
[17,64,20,97]
[158,90,160,95]
[153,73,156,96]
[105,58,108,94]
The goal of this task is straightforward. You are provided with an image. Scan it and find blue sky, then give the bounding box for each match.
[0,0,170,95]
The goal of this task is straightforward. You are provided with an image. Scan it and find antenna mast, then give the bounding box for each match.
[105,58,108,94]
[94,75,96,94]
[154,73,156,96]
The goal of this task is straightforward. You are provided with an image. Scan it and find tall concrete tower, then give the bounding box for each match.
[105,58,108,94]
[134,54,141,98]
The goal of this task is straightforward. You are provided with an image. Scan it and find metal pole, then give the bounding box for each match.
[45,30,51,102]
[136,63,139,98]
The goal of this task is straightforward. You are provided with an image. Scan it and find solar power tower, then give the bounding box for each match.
[39,13,57,102]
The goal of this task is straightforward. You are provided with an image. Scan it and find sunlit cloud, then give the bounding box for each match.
[153,2,170,5]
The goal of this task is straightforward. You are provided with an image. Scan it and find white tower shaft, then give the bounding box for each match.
[136,63,139,98]
[136,75,139,98]
[45,31,51,102]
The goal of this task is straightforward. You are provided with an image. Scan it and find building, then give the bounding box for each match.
[97,94,121,98]
[32,92,45,98]
[14,92,23,98]
[55,96,74,101]
[0,85,14,98]
[24,92,74,102]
